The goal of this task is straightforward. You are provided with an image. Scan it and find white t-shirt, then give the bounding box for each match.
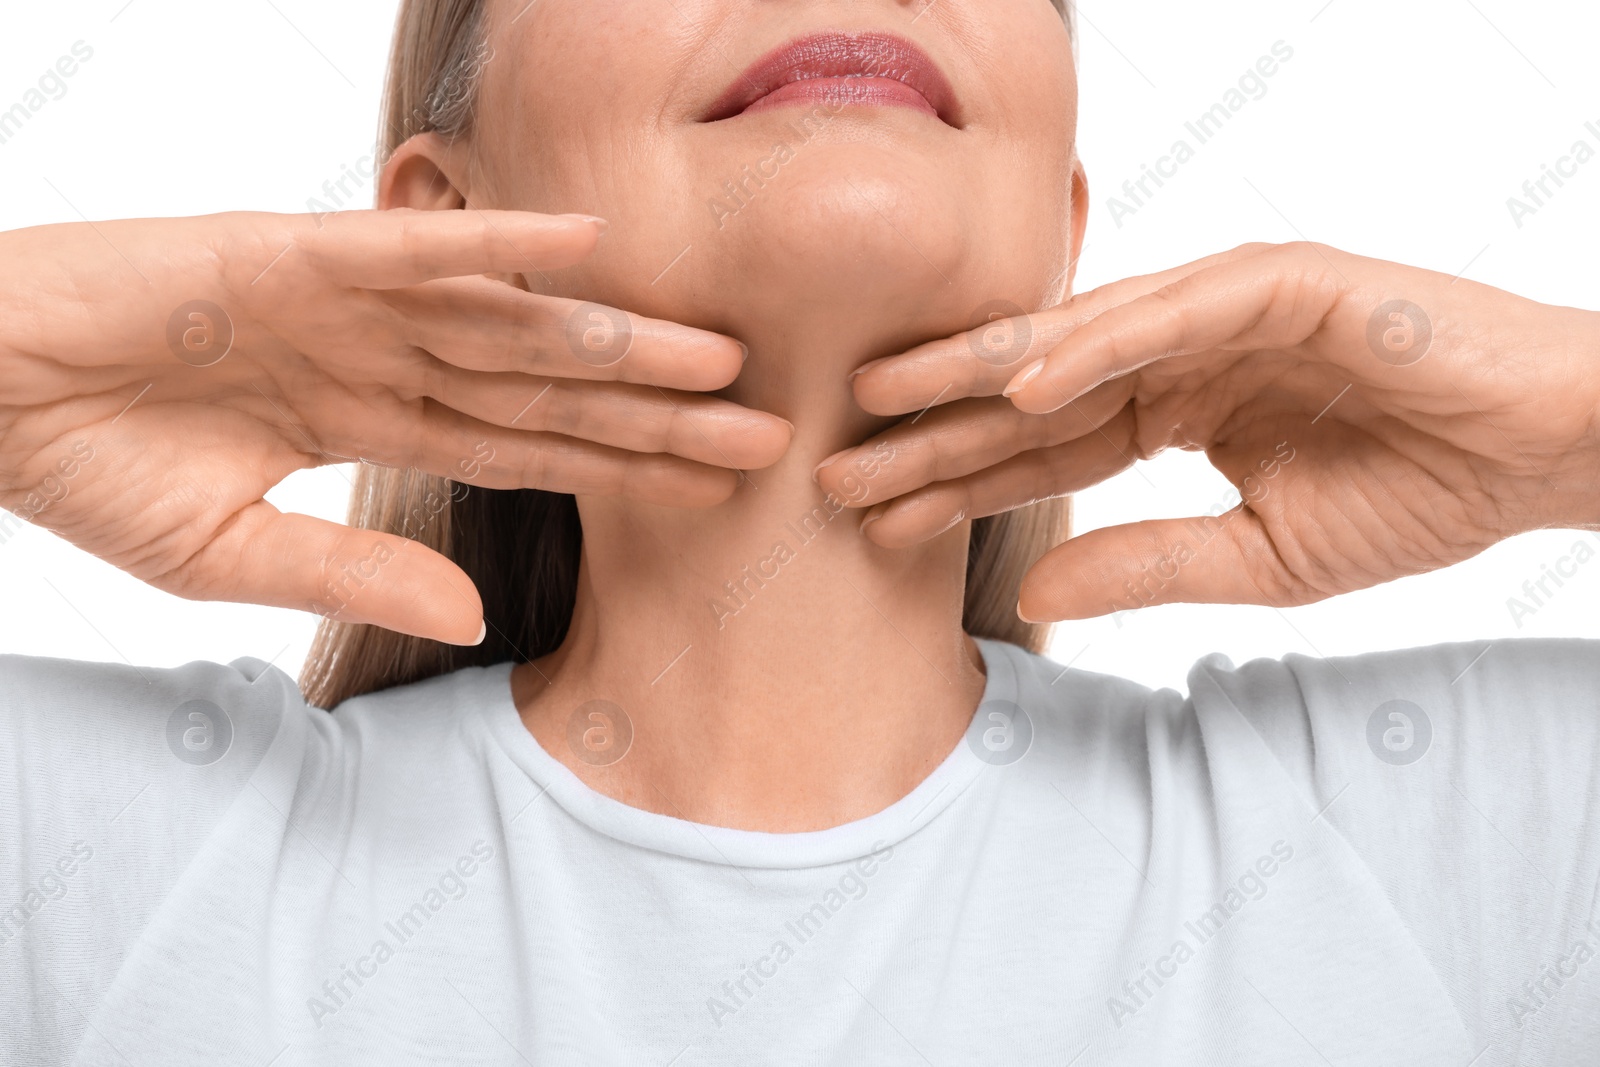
[3,635,1598,1066]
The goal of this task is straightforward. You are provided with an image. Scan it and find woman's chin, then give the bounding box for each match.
[536,147,1052,353]
[696,161,981,330]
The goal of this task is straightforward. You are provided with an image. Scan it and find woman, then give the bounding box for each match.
[2,0,1597,1063]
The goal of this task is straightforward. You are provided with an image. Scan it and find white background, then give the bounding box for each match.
[0,0,1596,692]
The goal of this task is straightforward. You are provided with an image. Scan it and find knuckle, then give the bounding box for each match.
[517,437,558,489]
[1146,281,1185,305]
[1138,287,1193,348]
[311,545,340,614]
[662,405,707,458]
[528,385,576,436]
[397,213,431,274]
[1264,244,1344,305]
[1277,240,1335,266]
[405,350,440,404]
[922,424,959,480]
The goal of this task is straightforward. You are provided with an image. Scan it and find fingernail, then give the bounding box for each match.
[738,342,750,363]
[473,621,487,645]
[1003,359,1045,398]
[568,214,609,235]
[859,503,887,534]
[812,448,851,483]
[848,356,889,382]
[1016,601,1039,624]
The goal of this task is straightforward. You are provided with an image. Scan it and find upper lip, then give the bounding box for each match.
[702,32,960,126]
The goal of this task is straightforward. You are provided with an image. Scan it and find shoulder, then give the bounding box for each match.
[0,655,311,967]
[980,637,1189,816]
[987,636,1184,754]
[1184,637,1600,785]
[988,634,1600,781]
[0,652,513,864]
[0,652,301,771]
[318,660,513,755]
[0,650,512,746]
[1002,633,1600,727]
[0,649,292,698]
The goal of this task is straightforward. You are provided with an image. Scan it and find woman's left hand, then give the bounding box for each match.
[819,242,1600,621]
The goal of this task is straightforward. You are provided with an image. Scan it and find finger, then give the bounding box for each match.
[859,404,1140,547]
[815,379,1132,506]
[163,501,486,645]
[1016,510,1306,622]
[306,209,606,290]
[419,366,792,471]
[390,275,746,391]
[337,400,745,507]
[1005,245,1339,414]
[851,243,1276,416]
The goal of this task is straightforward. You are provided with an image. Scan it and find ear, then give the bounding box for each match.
[1065,157,1090,292]
[378,132,471,211]
[377,133,529,291]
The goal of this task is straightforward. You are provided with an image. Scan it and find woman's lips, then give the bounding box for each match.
[703,32,960,126]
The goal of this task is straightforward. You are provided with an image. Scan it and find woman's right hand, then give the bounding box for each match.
[0,209,789,644]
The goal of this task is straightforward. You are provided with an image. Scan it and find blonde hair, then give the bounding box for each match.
[299,0,1075,708]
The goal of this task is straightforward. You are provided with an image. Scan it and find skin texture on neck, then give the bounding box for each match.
[383,0,1085,832]
[510,316,988,833]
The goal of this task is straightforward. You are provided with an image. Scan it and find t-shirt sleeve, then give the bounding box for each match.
[1200,638,1600,1061]
[0,653,300,1063]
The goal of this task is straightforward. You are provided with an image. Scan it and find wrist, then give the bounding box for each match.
[1578,307,1600,528]
[0,228,34,360]
[1545,305,1600,531]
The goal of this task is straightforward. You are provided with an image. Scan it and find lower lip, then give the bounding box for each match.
[741,76,937,118]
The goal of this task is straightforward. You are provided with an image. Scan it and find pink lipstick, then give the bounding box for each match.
[703,32,960,126]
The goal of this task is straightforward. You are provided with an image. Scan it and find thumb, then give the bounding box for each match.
[1018,508,1292,621]
[162,501,485,645]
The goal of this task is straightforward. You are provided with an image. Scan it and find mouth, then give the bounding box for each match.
[702,32,960,127]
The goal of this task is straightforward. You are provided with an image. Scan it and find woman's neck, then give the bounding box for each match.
[512,315,987,832]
